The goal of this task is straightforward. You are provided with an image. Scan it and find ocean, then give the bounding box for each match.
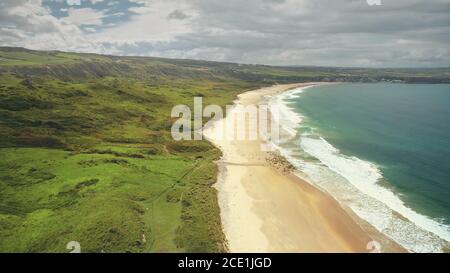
[269,83,450,252]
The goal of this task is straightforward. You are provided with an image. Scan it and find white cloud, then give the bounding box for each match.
[66,0,81,6]
[0,0,99,52]
[91,0,193,42]
[63,7,106,26]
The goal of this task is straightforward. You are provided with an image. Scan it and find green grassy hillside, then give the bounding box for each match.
[0,47,449,253]
[0,48,262,253]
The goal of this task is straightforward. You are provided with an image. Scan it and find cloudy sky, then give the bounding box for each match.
[1,0,449,67]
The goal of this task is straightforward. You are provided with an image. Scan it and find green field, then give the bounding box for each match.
[0,47,449,253]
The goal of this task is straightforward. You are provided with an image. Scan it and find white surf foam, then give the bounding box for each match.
[300,137,450,243]
[268,87,311,138]
[268,86,450,253]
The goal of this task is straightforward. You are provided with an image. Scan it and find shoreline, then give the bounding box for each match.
[204,83,405,253]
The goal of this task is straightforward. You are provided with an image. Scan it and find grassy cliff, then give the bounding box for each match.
[0,47,449,253]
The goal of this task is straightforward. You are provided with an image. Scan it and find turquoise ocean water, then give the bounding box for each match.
[269,83,450,252]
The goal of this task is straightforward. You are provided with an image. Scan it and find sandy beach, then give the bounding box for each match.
[204,83,405,253]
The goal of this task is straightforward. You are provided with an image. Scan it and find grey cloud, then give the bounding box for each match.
[153,0,450,67]
[167,9,190,20]
[1,0,449,67]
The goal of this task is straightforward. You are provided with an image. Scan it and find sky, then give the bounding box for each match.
[0,0,449,67]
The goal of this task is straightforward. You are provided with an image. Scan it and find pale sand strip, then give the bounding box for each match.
[204,83,405,253]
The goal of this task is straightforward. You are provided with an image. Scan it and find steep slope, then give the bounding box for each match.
[0,48,260,253]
